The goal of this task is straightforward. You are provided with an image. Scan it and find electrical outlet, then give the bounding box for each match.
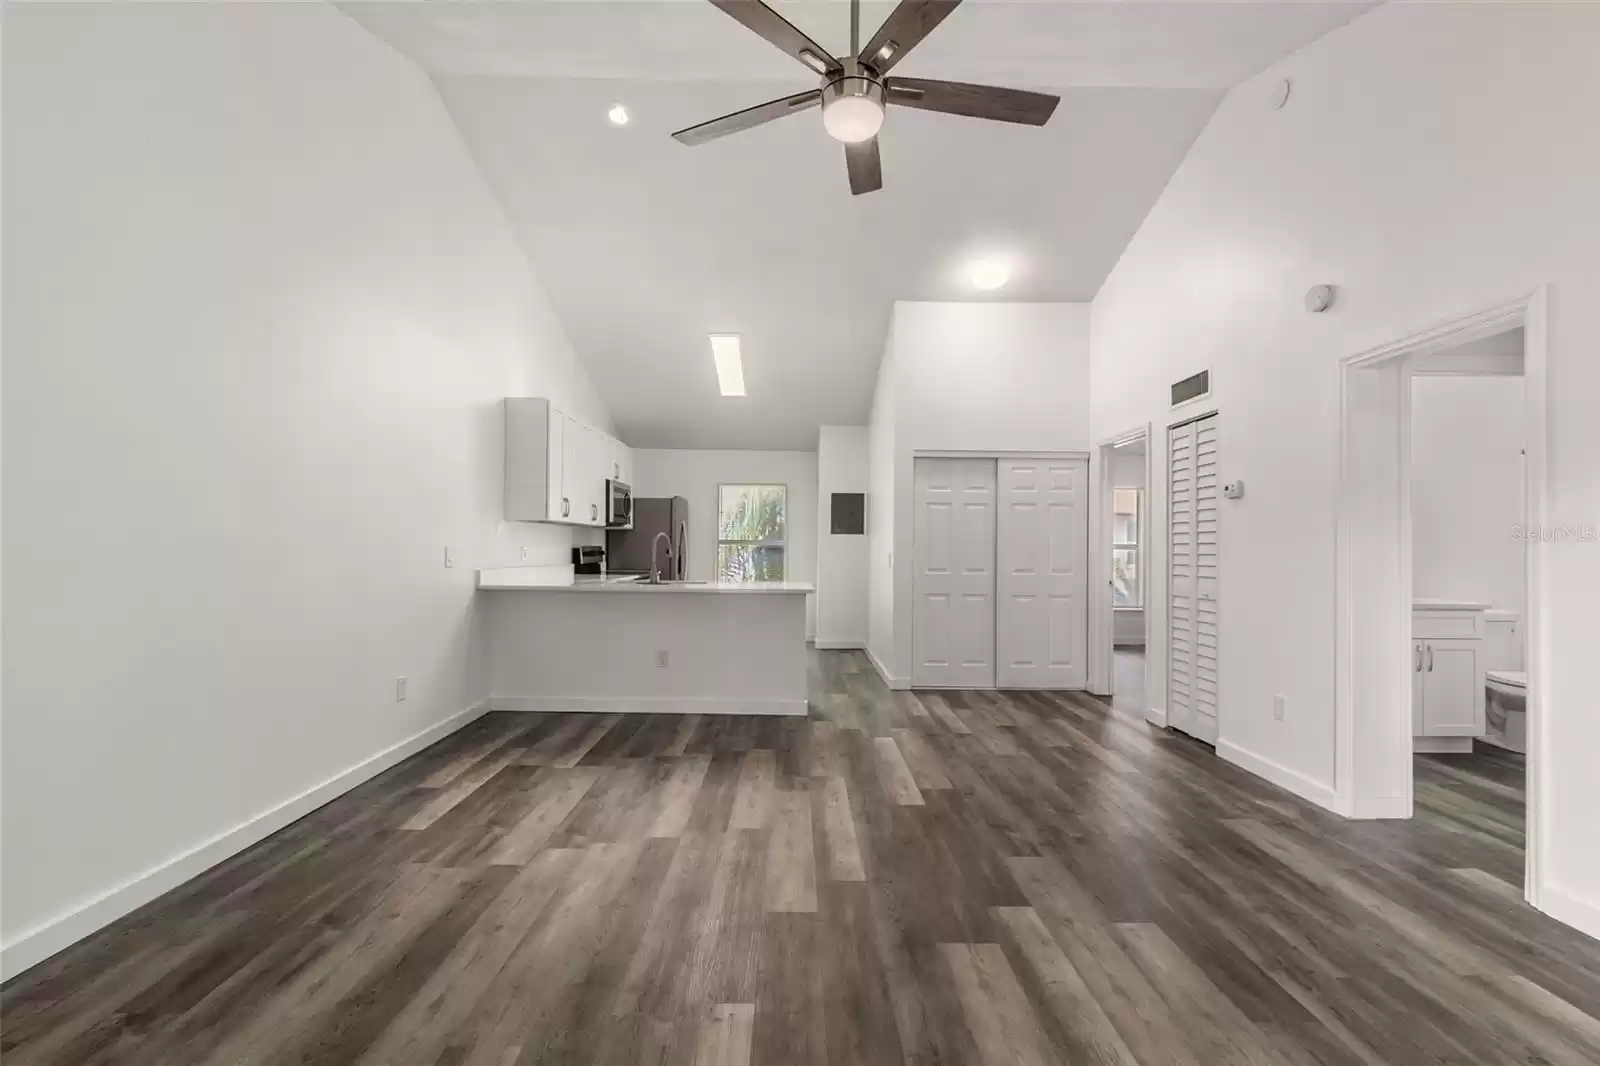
[444,546,455,569]
[1273,694,1285,721]
[396,676,408,702]
[655,650,669,669]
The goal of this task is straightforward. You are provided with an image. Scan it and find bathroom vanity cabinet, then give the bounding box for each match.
[1412,601,1487,746]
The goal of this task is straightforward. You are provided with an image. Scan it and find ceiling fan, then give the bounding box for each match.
[672,0,1060,195]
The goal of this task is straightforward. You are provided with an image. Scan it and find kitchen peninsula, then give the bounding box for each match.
[478,567,813,716]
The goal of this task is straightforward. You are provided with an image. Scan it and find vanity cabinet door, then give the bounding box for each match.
[1421,639,1482,736]
[1412,643,1424,735]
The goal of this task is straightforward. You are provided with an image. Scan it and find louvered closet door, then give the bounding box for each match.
[912,457,997,688]
[996,456,1089,688]
[1168,415,1219,743]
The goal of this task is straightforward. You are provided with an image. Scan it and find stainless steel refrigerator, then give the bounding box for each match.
[606,496,688,579]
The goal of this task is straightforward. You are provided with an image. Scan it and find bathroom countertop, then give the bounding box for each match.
[1413,597,1493,612]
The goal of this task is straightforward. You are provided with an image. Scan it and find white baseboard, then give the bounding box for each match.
[488,695,806,717]
[1537,882,1600,941]
[1348,793,1412,819]
[1218,740,1339,812]
[0,699,491,983]
[813,640,865,650]
[865,646,908,690]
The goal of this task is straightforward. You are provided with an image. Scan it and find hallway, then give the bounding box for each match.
[3,651,1595,1065]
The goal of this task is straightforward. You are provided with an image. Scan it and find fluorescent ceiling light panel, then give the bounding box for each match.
[710,334,745,396]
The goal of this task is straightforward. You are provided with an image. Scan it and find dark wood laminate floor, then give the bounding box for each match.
[5,651,1597,1065]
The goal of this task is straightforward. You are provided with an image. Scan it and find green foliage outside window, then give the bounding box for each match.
[718,484,786,583]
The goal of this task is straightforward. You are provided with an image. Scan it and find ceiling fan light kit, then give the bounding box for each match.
[821,60,886,144]
[674,0,1059,195]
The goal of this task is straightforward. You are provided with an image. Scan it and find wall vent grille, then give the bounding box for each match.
[1171,370,1211,408]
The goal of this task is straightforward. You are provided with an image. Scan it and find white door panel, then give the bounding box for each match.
[1169,415,1219,742]
[997,457,1089,688]
[913,458,996,688]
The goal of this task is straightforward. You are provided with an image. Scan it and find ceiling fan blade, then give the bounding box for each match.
[859,0,963,73]
[886,77,1059,125]
[672,90,822,147]
[845,138,883,196]
[706,0,841,75]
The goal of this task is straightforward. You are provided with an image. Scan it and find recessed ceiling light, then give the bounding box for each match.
[607,103,630,126]
[970,261,1010,291]
[710,334,745,397]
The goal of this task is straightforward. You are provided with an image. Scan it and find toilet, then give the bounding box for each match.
[1483,610,1526,753]
[1485,670,1526,752]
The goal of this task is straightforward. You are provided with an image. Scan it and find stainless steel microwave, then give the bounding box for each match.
[605,479,633,529]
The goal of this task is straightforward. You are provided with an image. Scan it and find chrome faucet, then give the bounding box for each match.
[647,531,673,584]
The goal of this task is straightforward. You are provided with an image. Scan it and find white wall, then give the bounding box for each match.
[869,302,1093,682]
[1411,375,1526,617]
[629,449,818,638]
[1112,443,1148,646]
[815,426,868,648]
[1,3,609,975]
[1088,1,1600,934]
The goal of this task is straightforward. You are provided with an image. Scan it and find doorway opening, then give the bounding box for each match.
[1407,328,1528,883]
[1337,289,1548,907]
[1108,436,1149,717]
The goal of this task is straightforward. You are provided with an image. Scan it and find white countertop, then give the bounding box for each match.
[478,567,812,595]
[1413,597,1493,612]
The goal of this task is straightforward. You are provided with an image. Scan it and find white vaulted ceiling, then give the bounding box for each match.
[343,0,1372,448]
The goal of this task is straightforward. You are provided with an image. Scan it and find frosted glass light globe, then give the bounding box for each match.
[823,95,885,143]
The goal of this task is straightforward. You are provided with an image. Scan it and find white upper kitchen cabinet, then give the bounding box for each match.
[578,420,607,526]
[609,437,633,487]
[504,399,626,525]
[505,398,570,522]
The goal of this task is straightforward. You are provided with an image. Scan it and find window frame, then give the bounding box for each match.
[715,482,789,584]
[1111,486,1143,609]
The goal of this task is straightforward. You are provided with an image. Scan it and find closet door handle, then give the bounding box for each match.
[1426,644,1434,672]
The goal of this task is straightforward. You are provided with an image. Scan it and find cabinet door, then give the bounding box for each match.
[560,413,581,523]
[616,443,633,487]
[585,422,601,521]
[572,422,601,526]
[601,436,618,483]
[1421,639,1482,736]
[1411,642,1424,735]
[545,407,565,521]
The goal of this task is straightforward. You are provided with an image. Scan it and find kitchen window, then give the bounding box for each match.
[717,483,787,583]
[1112,487,1142,608]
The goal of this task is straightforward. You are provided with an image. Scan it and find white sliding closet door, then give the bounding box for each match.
[912,457,997,688]
[1168,415,1220,742]
[997,456,1089,688]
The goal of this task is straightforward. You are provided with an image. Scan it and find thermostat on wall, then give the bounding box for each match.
[1223,480,1246,500]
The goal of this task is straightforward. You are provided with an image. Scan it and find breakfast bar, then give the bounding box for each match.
[478,567,813,716]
